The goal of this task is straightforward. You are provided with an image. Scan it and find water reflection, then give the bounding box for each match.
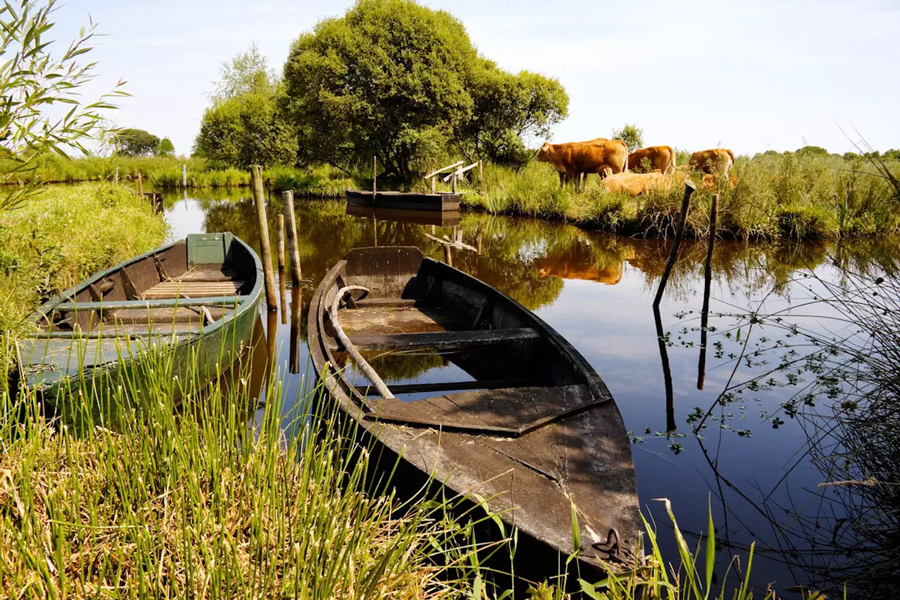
[162,188,899,596]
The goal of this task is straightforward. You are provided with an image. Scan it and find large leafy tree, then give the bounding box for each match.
[0,0,126,210]
[195,44,296,167]
[114,128,160,156]
[282,0,566,179]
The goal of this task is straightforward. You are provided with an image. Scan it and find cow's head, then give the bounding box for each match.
[535,142,553,163]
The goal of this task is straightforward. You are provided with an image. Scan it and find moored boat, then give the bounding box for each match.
[17,233,263,411]
[346,189,460,211]
[308,246,641,577]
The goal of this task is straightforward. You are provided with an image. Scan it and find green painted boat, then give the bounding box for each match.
[16,233,263,413]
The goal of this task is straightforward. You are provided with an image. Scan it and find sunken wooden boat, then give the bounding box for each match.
[346,189,460,211]
[17,232,263,411]
[309,246,641,577]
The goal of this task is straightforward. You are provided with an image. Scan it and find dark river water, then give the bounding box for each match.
[162,188,898,596]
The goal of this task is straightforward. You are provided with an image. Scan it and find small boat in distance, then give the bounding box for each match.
[309,246,641,577]
[346,189,460,211]
[17,233,263,410]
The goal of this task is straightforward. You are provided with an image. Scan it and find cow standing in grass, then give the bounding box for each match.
[537,139,629,191]
[628,146,676,174]
[689,148,735,176]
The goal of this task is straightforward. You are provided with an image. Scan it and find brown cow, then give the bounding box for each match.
[689,148,735,176]
[628,146,676,174]
[537,139,628,191]
[601,172,672,196]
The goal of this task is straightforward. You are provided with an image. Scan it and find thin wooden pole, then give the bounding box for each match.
[276,214,286,273]
[478,159,483,195]
[182,164,187,188]
[277,213,287,325]
[114,167,119,185]
[373,156,377,194]
[251,165,278,311]
[652,180,697,308]
[451,171,457,193]
[282,190,302,284]
[430,176,436,193]
[697,193,719,390]
[137,171,144,197]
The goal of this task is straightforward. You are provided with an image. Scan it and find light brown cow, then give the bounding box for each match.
[537,139,628,191]
[689,148,735,176]
[628,146,676,174]
[601,172,672,196]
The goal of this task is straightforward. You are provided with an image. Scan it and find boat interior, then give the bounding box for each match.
[39,233,255,338]
[322,248,602,433]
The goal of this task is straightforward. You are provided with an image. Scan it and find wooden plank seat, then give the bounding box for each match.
[364,383,598,435]
[105,306,229,325]
[339,306,466,335]
[143,280,244,300]
[175,267,238,282]
[347,327,540,351]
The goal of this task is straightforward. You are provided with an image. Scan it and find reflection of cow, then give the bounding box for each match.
[537,139,628,191]
[628,146,675,174]
[601,172,672,196]
[689,148,735,175]
[534,245,635,285]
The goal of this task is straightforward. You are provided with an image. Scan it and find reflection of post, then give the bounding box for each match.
[289,286,302,374]
[279,272,288,325]
[475,221,483,254]
[277,214,286,273]
[266,305,278,382]
[373,216,378,247]
[443,244,452,267]
[698,193,719,390]
[654,304,676,433]
[282,190,302,284]
[653,181,696,308]
[251,165,278,311]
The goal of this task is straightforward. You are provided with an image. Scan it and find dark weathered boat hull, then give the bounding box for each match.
[308,247,640,578]
[346,189,460,211]
[17,233,263,416]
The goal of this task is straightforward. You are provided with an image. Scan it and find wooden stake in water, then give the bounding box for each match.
[478,159,483,195]
[251,165,278,311]
[281,190,302,284]
[276,214,286,273]
[653,180,697,308]
[182,164,187,188]
[697,193,719,390]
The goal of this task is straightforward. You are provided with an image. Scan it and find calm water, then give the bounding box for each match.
[163,188,898,596]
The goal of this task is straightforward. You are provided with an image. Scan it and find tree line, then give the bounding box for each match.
[194,0,568,181]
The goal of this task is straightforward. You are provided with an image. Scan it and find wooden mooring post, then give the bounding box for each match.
[478,159,483,195]
[251,165,278,311]
[137,172,144,198]
[652,180,696,308]
[276,214,286,273]
[697,193,719,390]
[281,190,303,284]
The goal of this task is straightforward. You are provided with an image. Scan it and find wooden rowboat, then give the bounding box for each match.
[17,233,263,411]
[346,189,460,211]
[308,246,641,577]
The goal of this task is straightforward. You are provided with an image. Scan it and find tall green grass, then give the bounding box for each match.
[0,183,167,336]
[459,154,900,240]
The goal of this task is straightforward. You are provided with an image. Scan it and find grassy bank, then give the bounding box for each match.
[0,183,167,336]
[456,153,900,240]
[0,154,355,196]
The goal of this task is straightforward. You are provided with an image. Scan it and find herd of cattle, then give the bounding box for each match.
[536,138,736,196]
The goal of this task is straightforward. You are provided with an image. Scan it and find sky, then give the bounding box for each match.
[53,0,900,157]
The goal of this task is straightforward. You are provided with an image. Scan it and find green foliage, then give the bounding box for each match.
[282,0,566,179]
[114,128,160,156]
[611,124,644,151]
[0,183,166,334]
[156,137,175,156]
[795,145,829,158]
[459,61,568,168]
[0,0,126,211]
[195,46,296,168]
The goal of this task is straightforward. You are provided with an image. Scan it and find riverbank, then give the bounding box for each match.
[455,154,900,240]
[0,183,167,336]
[0,154,354,197]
